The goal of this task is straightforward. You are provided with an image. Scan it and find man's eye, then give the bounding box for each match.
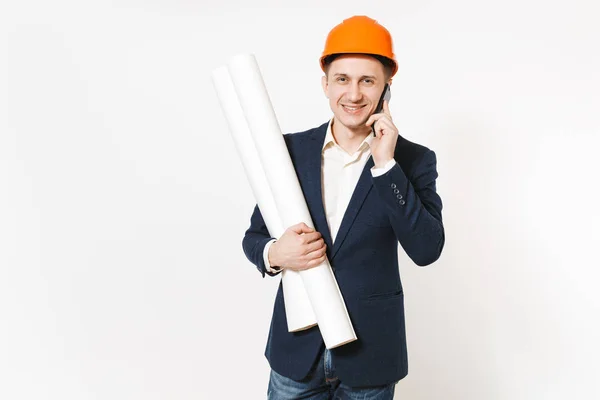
[363,79,374,84]
[337,77,346,82]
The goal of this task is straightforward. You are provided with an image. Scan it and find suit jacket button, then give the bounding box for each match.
[391,183,396,189]
[396,194,403,199]
[393,189,399,194]
[399,199,406,205]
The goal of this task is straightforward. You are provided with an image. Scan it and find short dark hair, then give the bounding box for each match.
[322,53,395,80]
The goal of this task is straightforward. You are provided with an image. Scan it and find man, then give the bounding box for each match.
[242,15,445,399]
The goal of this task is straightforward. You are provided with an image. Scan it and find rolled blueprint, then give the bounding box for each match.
[227,53,357,349]
[211,66,318,332]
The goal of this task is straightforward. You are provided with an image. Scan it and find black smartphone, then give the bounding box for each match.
[372,83,391,136]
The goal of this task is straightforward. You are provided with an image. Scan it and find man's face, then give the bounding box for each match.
[322,54,388,133]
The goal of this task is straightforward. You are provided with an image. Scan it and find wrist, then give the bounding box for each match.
[268,242,282,269]
[373,157,393,169]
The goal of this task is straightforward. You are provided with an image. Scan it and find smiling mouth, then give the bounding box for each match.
[341,104,367,113]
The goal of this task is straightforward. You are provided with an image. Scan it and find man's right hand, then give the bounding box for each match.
[268,222,327,272]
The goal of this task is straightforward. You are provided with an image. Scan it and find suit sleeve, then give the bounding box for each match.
[371,149,445,266]
[241,204,282,278]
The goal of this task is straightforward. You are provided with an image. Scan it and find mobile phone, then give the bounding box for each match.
[372,83,391,136]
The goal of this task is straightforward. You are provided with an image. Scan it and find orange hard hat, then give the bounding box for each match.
[320,15,398,77]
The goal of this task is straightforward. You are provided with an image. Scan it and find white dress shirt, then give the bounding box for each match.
[263,120,396,273]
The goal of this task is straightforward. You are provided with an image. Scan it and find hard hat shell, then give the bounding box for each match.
[320,15,398,77]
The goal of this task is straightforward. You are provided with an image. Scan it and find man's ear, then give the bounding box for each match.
[321,75,328,98]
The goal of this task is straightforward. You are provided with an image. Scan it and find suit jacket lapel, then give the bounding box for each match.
[303,124,334,254]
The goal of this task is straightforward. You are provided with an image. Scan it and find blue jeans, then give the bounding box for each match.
[267,348,397,399]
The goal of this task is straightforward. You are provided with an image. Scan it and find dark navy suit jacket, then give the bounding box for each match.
[242,121,445,387]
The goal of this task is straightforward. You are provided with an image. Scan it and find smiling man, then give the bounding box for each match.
[242,15,445,399]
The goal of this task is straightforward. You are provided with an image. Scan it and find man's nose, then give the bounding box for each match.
[346,83,362,102]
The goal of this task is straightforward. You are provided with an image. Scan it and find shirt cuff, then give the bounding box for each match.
[371,158,396,177]
[262,239,281,274]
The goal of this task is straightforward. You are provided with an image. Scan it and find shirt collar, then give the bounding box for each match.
[322,118,375,154]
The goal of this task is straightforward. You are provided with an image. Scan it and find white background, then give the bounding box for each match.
[1,1,599,399]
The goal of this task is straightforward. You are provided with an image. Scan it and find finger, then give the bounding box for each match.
[304,238,326,254]
[305,237,325,253]
[372,114,383,139]
[372,117,396,136]
[304,254,327,269]
[374,121,384,139]
[371,120,383,140]
[301,231,322,244]
[291,222,314,234]
[305,245,327,261]
[372,113,392,126]
[383,99,392,118]
[376,118,396,135]
[373,118,389,139]
[365,112,384,128]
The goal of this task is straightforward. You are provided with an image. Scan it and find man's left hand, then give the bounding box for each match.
[366,99,399,168]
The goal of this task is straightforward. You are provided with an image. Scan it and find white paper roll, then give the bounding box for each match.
[211,66,317,332]
[227,53,357,349]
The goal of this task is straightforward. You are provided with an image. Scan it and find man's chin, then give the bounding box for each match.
[337,117,369,131]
